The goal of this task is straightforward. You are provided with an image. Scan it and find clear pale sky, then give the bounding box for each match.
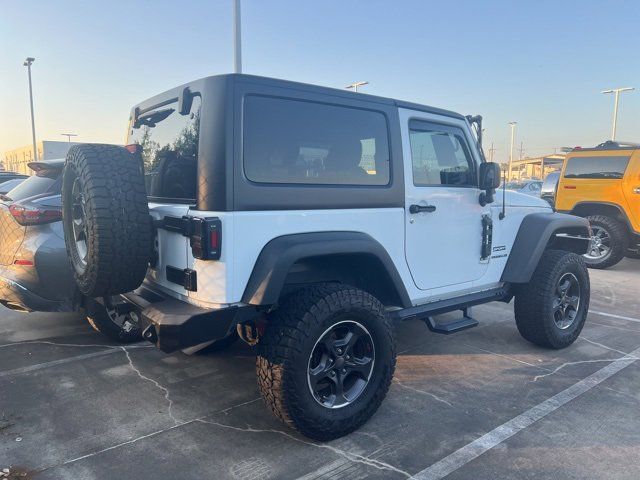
[2,0,639,162]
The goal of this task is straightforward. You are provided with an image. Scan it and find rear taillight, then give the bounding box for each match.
[189,217,221,260]
[9,204,62,226]
[125,143,142,155]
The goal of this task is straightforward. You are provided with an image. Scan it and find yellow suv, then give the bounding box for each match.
[556,141,640,268]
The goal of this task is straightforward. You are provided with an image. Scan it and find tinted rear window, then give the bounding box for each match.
[243,96,390,186]
[5,172,61,202]
[128,96,201,203]
[564,156,630,179]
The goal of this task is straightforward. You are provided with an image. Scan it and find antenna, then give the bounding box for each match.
[499,168,507,220]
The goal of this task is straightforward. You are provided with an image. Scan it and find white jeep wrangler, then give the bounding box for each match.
[61,74,591,440]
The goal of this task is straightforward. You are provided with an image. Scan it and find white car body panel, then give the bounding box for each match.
[145,112,552,311]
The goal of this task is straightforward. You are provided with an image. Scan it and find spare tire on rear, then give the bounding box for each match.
[62,144,151,297]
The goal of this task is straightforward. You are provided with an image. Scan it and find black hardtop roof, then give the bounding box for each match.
[134,73,467,121]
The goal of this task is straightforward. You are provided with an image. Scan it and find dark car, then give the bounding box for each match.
[540,171,560,207]
[0,170,29,189]
[0,160,74,311]
[0,159,141,342]
[0,178,26,195]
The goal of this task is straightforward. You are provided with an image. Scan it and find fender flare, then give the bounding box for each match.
[241,231,411,307]
[501,212,590,284]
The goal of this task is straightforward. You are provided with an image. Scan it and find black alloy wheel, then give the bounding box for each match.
[307,320,375,409]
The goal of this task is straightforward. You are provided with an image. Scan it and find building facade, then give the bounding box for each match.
[2,141,81,174]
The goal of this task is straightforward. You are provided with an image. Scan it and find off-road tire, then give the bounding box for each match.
[584,215,627,269]
[256,283,396,441]
[62,144,151,297]
[515,250,590,349]
[85,298,142,344]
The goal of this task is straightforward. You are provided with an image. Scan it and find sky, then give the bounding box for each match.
[1,0,640,163]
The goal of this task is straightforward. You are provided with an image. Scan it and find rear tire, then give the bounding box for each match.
[583,215,627,269]
[62,144,151,297]
[256,284,395,441]
[515,250,590,349]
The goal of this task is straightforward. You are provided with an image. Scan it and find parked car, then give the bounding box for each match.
[504,179,543,196]
[540,171,561,206]
[0,159,141,342]
[555,141,640,268]
[0,171,28,183]
[56,74,590,441]
[0,178,26,196]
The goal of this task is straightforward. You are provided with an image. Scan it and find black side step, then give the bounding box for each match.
[389,287,509,322]
[424,307,479,334]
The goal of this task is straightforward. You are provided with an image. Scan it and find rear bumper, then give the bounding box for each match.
[117,286,254,353]
[0,275,74,312]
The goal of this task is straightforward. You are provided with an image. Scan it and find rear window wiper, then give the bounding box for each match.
[0,194,12,202]
[133,108,175,128]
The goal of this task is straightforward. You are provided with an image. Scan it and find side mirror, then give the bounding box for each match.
[478,162,501,206]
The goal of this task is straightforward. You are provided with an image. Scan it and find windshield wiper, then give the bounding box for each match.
[133,108,175,128]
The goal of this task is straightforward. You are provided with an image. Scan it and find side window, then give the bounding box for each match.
[564,155,631,179]
[243,96,390,186]
[128,95,202,202]
[409,120,475,187]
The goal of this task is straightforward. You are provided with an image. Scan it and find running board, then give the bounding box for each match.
[390,287,509,322]
[424,307,479,334]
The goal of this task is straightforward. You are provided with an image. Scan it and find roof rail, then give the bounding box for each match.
[594,140,640,149]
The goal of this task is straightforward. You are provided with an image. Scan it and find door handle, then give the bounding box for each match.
[633,187,640,194]
[409,204,437,214]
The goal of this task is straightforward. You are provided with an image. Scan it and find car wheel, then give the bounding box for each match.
[256,283,396,441]
[515,249,590,349]
[583,215,627,269]
[85,298,142,344]
[62,144,151,297]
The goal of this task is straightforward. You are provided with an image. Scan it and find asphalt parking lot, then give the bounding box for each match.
[1,258,639,480]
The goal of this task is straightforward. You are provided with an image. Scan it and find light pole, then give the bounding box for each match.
[23,57,38,161]
[346,81,369,92]
[508,121,517,181]
[233,0,242,73]
[61,133,78,142]
[602,87,634,141]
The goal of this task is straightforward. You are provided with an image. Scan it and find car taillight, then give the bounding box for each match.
[125,144,142,155]
[189,217,222,260]
[9,204,62,226]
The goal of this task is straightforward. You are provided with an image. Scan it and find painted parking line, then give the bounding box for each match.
[0,349,119,378]
[589,310,640,324]
[409,346,640,480]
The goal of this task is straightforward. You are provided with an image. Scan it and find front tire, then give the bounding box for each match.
[515,250,590,349]
[256,284,396,441]
[583,215,627,269]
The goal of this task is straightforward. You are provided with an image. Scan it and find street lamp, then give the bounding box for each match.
[346,81,369,92]
[233,0,242,73]
[508,121,517,181]
[602,87,634,141]
[61,133,78,142]
[23,57,38,161]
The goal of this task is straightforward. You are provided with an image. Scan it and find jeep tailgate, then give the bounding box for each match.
[147,203,191,297]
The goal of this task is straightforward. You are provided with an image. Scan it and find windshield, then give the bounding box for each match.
[505,182,526,190]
